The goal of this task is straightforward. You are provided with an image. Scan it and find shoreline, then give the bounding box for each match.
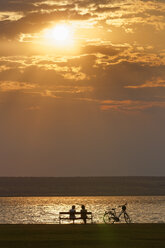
[0,195,165,197]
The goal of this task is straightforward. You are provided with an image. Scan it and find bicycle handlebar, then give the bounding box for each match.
[107,203,128,211]
[118,202,127,207]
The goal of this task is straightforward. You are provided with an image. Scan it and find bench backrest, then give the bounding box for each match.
[59,212,92,215]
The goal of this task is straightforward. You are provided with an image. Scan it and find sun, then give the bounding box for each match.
[52,25,70,41]
[43,24,74,46]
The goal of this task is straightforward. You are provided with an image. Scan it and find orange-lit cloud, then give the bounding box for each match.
[125,78,165,89]
[101,100,165,112]
[0,81,36,92]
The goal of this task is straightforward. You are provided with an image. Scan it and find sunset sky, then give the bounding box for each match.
[0,0,165,176]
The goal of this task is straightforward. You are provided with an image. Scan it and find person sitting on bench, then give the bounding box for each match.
[81,205,87,224]
[69,205,76,222]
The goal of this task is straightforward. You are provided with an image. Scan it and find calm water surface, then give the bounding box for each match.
[0,196,165,224]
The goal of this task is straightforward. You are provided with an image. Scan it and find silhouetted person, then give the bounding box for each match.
[81,205,87,224]
[69,205,76,223]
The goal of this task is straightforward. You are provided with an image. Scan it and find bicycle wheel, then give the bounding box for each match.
[124,212,131,223]
[103,212,115,224]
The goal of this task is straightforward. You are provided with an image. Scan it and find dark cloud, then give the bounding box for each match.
[0,53,165,106]
[81,44,125,56]
[95,6,120,13]
[0,10,94,38]
[91,61,165,101]
[0,0,38,12]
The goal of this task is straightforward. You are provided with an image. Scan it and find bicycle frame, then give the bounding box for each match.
[110,209,124,221]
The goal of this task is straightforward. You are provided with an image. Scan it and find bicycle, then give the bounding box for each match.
[103,203,131,224]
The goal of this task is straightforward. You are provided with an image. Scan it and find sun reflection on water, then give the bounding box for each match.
[0,196,165,224]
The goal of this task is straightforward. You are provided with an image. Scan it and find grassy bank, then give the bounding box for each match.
[0,224,164,248]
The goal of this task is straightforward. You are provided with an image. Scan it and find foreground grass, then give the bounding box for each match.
[0,224,164,248]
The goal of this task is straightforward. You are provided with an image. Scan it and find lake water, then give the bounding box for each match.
[0,196,165,224]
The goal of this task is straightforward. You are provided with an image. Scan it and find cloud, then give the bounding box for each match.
[0,81,36,92]
[0,11,23,21]
[0,10,94,39]
[125,78,165,89]
[101,99,165,112]
[95,6,120,13]
[40,90,59,98]
[0,0,164,113]
[104,0,165,32]
[63,71,88,80]
[81,44,125,56]
[25,105,40,111]
[0,53,164,109]
[39,85,93,98]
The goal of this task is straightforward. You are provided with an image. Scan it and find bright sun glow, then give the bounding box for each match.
[43,24,74,46]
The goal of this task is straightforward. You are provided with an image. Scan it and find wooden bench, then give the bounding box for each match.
[59,212,93,224]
